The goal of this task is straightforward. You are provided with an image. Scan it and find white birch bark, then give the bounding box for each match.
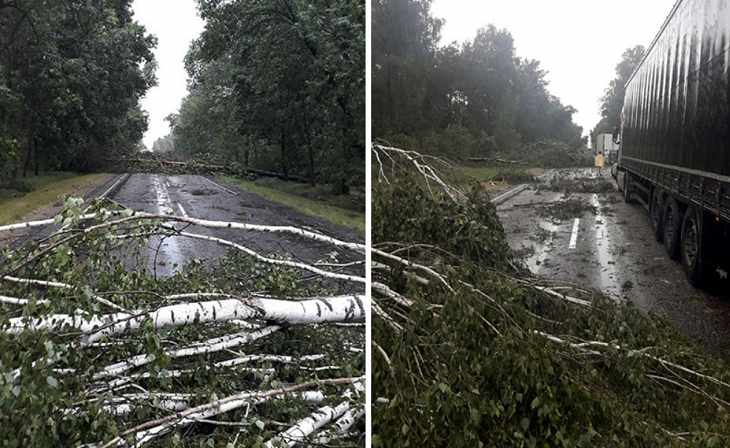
[118,378,362,447]
[264,402,350,448]
[5,295,366,341]
[94,326,281,379]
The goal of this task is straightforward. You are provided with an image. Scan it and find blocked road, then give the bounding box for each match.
[108,174,363,278]
[3,173,363,285]
[496,169,730,358]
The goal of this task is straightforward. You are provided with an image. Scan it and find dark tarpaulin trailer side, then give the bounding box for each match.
[620,0,730,220]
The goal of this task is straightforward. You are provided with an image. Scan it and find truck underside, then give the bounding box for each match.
[620,161,730,288]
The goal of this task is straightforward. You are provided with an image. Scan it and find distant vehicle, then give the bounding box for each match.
[596,133,619,164]
[617,0,730,287]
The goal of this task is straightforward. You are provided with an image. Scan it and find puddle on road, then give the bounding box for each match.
[524,222,560,274]
[591,193,621,298]
[150,176,185,276]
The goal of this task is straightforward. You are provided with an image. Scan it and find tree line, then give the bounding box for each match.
[373,0,584,160]
[0,0,156,183]
[165,0,365,193]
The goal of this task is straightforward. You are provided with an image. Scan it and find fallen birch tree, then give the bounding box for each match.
[372,145,730,447]
[0,197,365,446]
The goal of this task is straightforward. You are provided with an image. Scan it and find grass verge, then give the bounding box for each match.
[0,173,110,225]
[454,165,543,191]
[218,175,365,234]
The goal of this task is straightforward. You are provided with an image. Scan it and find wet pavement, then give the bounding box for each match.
[109,174,363,279]
[4,173,363,287]
[496,168,730,358]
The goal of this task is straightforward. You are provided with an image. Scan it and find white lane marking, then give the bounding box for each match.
[151,176,184,275]
[176,202,189,218]
[202,176,239,196]
[569,218,580,249]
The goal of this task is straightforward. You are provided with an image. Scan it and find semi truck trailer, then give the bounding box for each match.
[618,0,730,287]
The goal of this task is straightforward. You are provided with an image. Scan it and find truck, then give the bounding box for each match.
[596,133,620,164]
[617,0,730,287]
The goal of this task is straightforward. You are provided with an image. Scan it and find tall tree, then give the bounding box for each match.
[0,0,156,180]
[373,0,584,158]
[171,0,365,192]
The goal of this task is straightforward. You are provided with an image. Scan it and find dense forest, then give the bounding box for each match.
[373,0,584,159]
[165,0,365,192]
[0,0,156,183]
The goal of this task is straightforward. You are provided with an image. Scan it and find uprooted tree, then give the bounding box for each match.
[371,144,730,447]
[0,197,365,446]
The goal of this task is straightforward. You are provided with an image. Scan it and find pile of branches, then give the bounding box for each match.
[106,153,309,182]
[0,198,365,446]
[372,144,730,447]
[475,140,593,169]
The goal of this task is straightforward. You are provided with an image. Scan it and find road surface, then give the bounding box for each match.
[4,173,363,284]
[496,168,730,358]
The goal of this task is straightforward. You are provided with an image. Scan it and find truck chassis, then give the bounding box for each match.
[621,158,730,287]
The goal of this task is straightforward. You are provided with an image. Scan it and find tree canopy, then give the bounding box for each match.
[168,0,365,192]
[0,0,157,181]
[373,0,585,159]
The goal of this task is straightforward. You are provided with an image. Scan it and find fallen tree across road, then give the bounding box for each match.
[106,156,310,183]
[0,198,365,446]
[372,145,730,447]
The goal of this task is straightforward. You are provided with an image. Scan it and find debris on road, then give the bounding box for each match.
[536,196,597,223]
[372,146,730,446]
[0,196,365,446]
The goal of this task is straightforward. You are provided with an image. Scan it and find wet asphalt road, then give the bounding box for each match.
[109,174,363,279]
[2,173,363,290]
[496,168,730,358]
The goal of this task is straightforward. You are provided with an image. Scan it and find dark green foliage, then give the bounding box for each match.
[168,0,365,191]
[0,0,157,181]
[373,0,585,159]
[372,170,730,447]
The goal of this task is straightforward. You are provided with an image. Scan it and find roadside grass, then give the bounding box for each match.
[455,165,543,191]
[218,175,365,234]
[0,173,110,225]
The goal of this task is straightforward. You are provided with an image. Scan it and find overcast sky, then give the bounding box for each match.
[132,0,204,149]
[432,0,677,138]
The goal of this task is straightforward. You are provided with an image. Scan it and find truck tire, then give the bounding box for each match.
[649,187,664,242]
[662,197,682,260]
[680,206,706,287]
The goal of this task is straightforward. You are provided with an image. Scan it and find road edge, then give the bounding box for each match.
[491,184,529,205]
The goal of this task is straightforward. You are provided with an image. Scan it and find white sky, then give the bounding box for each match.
[432,0,677,137]
[132,0,204,149]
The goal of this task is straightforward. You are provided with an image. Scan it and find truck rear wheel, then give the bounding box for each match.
[680,206,706,287]
[662,197,682,260]
[649,187,664,242]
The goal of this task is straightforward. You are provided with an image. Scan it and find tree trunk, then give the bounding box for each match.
[33,137,39,176]
[280,127,289,180]
[22,128,32,178]
[308,146,315,186]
